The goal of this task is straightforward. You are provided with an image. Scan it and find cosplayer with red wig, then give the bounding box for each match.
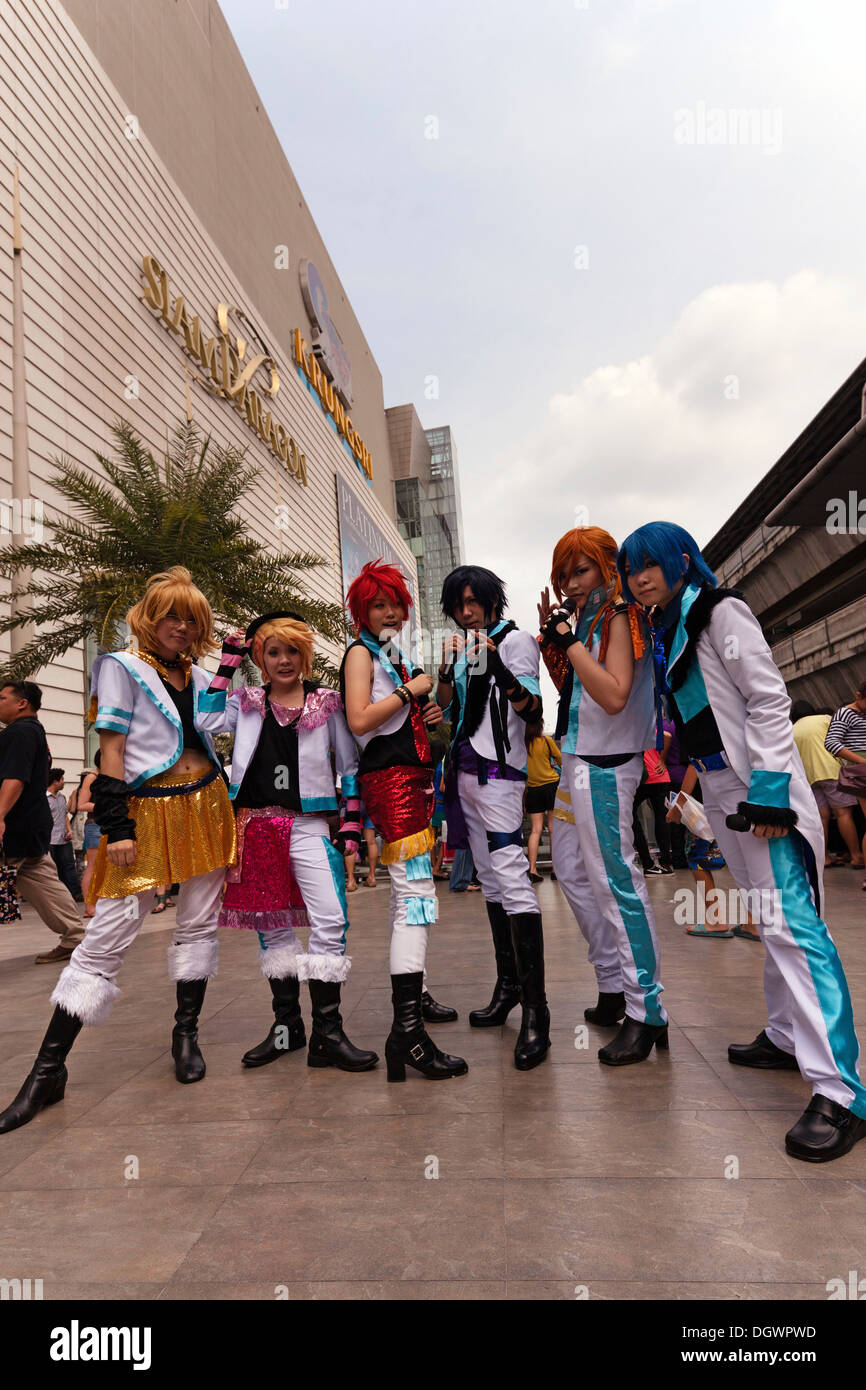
[341,559,467,1082]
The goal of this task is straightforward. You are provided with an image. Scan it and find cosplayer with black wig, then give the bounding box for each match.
[620,520,866,1161]
[341,560,467,1082]
[437,564,550,1070]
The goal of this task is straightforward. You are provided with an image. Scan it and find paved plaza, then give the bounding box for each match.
[0,864,864,1301]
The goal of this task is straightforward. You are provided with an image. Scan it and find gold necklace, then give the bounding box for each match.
[133,648,193,687]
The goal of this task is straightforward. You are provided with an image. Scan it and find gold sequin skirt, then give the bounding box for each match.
[87,766,237,901]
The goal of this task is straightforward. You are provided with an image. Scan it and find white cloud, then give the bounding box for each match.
[464,270,866,722]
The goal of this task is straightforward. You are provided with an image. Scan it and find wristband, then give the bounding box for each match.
[437,668,453,683]
[395,685,411,705]
[92,773,137,844]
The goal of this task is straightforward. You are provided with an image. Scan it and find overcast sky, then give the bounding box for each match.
[221,0,866,672]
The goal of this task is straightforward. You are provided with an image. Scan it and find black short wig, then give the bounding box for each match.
[441,566,507,624]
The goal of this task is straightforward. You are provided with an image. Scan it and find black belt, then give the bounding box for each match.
[134,765,222,798]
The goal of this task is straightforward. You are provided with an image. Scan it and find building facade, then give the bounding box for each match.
[386,407,464,662]
[1,0,416,772]
[703,355,866,709]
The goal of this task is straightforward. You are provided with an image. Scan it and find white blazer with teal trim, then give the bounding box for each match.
[456,628,542,775]
[196,684,359,811]
[666,589,823,877]
[92,652,221,789]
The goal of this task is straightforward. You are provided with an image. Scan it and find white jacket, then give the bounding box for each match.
[196,683,358,810]
[667,585,823,879]
[92,652,221,788]
[453,625,541,775]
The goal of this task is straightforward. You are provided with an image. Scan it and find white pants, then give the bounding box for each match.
[253,815,351,983]
[551,758,623,992]
[387,858,437,975]
[702,766,866,1115]
[457,773,538,916]
[52,866,226,1025]
[560,753,666,1026]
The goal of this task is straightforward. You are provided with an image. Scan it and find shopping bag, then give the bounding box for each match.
[0,862,21,923]
[666,791,714,842]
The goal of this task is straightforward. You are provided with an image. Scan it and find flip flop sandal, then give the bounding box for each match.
[685,922,734,938]
[731,925,761,941]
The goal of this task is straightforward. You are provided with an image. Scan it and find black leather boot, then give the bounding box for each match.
[510,913,551,1071]
[307,979,378,1072]
[0,1006,83,1134]
[598,1015,669,1066]
[385,972,468,1081]
[785,1095,866,1162]
[728,1029,799,1070]
[172,979,208,1084]
[242,975,306,1068]
[584,991,626,1026]
[421,989,458,1023]
[469,901,520,1027]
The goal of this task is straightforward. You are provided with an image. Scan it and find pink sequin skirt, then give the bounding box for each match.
[219,807,309,932]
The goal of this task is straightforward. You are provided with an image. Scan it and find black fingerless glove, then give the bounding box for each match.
[484,645,514,688]
[542,608,579,652]
[92,773,137,844]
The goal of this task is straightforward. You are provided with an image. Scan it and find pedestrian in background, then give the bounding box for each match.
[791,700,863,872]
[824,691,866,890]
[0,681,83,964]
[524,718,561,883]
[47,768,83,901]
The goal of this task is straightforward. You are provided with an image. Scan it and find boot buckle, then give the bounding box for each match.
[409,1042,426,1062]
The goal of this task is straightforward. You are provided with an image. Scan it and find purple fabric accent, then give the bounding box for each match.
[455,740,524,781]
[238,685,342,729]
[663,717,688,784]
[218,906,310,932]
[443,761,470,851]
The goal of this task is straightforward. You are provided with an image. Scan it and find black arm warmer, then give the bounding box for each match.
[92,773,137,844]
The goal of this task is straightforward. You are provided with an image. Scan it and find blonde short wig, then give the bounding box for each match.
[251,617,314,679]
[126,566,216,659]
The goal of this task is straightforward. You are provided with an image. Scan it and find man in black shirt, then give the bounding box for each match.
[0,682,83,963]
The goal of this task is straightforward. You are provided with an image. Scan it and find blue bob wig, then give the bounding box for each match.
[616,521,717,603]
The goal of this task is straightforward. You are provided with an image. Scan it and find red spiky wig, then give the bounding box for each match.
[345,559,413,634]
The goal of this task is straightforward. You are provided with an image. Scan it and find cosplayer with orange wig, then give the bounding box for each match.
[0,566,239,1135]
[194,610,378,1074]
[538,526,671,1065]
[341,560,467,1082]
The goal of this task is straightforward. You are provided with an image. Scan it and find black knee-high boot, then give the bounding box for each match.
[307,980,379,1071]
[469,900,520,1027]
[242,975,306,1068]
[172,980,209,1084]
[510,913,551,1070]
[385,972,468,1081]
[0,1006,83,1133]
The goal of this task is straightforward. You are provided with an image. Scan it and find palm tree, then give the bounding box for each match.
[0,420,348,682]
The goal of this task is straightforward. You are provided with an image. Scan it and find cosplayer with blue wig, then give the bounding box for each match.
[437,565,550,1070]
[539,526,668,1065]
[341,560,467,1083]
[619,520,866,1162]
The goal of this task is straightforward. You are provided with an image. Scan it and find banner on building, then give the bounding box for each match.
[335,474,419,662]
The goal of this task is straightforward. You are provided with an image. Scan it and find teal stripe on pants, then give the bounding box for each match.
[589,762,665,1026]
[768,834,866,1119]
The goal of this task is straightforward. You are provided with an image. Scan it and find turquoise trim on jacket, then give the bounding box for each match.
[198,687,227,713]
[95,716,131,734]
[301,795,338,813]
[520,675,541,697]
[341,775,360,799]
[98,704,132,722]
[748,769,791,810]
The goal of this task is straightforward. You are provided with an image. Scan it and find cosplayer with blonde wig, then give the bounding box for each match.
[0,567,238,1135]
[538,526,670,1066]
[341,560,467,1082]
[194,610,378,1073]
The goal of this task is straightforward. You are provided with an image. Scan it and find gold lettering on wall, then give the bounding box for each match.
[139,254,307,486]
